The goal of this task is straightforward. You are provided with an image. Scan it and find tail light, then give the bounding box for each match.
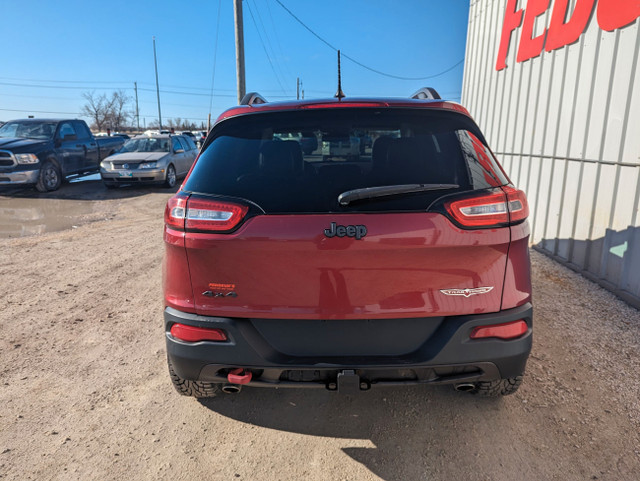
[502,185,529,223]
[445,186,529,228]
[164,193,188,230]
[170,323,228,342]
[164,193,248,233]
[470,320,528,340]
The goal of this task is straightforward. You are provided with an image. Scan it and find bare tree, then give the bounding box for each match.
[82,90,133,132]
[81,91,110,131]
[107,90,131,132]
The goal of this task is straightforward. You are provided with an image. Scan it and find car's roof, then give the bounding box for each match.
[132,133,172,139]
[215,97,471,124]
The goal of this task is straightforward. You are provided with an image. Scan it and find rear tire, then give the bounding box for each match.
[35,160,62,192]
[167,358,220,398]
[471,376,523,397]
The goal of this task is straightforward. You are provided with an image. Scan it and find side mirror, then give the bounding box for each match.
[174,148,185,154]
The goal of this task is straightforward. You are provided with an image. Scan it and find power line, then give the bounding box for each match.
[0,76,131,85]
[245,0,289,95]
[0,81,120,91]
[209,0,223,121]
[250,0,292,91]
[274,0,465,81]
[0,107,81,115]
[265,0,297,83]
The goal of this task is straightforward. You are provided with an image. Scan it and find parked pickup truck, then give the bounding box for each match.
[0,119,124,192]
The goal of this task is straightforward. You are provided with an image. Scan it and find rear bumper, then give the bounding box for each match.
[0,169,40,185]
[165,303,533,389]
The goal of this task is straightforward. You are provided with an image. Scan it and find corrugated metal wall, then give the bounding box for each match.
[462,0,640,307]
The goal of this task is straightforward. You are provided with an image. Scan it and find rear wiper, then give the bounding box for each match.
[338,184,460,206]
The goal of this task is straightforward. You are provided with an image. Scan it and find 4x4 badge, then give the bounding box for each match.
[440,287,494,297]
[324,222,367,240]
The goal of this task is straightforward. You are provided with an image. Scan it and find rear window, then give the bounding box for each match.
[183,108,508,213]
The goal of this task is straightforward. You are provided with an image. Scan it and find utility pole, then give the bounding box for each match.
[234,0,246,104]
[134,82,140,131]
[296,77,300,100]
[153,36,163,130]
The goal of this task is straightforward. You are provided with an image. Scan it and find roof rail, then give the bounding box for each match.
[240,92,268,106]
[410,87,441,100]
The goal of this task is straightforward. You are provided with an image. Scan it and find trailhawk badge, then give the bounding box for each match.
[440,286,494,297]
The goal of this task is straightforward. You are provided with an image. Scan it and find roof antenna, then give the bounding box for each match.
[335,50,345,100]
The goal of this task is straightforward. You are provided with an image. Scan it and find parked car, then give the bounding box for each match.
[163,88,532,398]
[100,133,197,188]
[0,119,124,192]
[194,131,207,147]
[178,131,196,140]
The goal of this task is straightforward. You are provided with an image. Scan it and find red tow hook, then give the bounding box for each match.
[227,368,252,385]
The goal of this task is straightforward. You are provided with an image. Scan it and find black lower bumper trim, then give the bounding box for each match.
[165,303,532,386]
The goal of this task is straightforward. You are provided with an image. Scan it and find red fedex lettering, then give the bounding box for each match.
[517,0,550,63]
[496,0,524,71]
[597,0,640,31]
[545,0,595,51]
[496,0,639,70]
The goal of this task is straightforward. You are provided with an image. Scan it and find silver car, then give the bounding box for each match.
[100,134,198,188]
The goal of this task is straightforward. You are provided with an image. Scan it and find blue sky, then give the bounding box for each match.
[0,0,469,128]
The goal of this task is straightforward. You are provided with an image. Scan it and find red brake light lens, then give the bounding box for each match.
[445,187,529,228]
[446,189,509,227]
[301,101,389,109]
[164,194,188,230]
[165,195,249,232]
[185,198,248,232]
[502,185,529,223]
[470,320,528,340]
[170,323,228,342]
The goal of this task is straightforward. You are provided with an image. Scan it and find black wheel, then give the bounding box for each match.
[470,376,523,397]
[164,164,177,188]
[35,160,62,192]
[167,358,220,398]
[103,181,118,189]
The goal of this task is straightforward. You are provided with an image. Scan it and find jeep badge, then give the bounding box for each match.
[324,222,367,240]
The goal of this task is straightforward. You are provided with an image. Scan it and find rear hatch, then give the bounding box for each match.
[174,107,516,320]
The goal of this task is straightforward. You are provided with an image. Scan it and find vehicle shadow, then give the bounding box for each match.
[199,384,506,480]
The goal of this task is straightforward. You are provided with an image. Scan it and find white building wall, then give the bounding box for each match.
[462,0,640,306]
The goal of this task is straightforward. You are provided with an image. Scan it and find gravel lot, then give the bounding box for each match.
[1,180,639,480]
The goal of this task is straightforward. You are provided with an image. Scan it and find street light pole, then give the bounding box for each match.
[153,36,163,130]
[234,0,246,104]
[134,81,140,132]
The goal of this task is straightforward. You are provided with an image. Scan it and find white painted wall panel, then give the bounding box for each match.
[462,0,640,305]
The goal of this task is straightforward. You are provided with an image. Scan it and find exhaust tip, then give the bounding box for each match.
[222,383,242,394]
[454,383,476,392]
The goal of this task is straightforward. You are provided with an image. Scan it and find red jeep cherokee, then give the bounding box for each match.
[163,89,532,398]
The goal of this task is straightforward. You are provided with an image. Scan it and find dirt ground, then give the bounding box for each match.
[1,179,639,481]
